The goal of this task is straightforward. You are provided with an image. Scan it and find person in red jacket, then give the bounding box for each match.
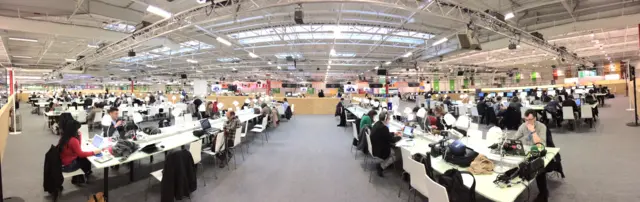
[58,120,101,183]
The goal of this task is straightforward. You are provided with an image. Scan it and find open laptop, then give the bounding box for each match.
[403,126,414,138]
[92,135,105,149]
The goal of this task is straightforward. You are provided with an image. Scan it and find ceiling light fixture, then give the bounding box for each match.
[330,48,336,56]
[146,5,172,19]
[374,66,379,69]
[384,61,391,65]
[87,44,99,48]
[402,52,412,58]
[328,60,332,65]
[196,0,207,4]
[232,68,237,71]
[196,70,203,73]
[267,61,272,65]
[65,58,77,62]
[504,12,515,20]
[186,59,198,64]
[8,37,38,43]
[432,38,448,46]
[277,66,281,69]
[333,29,341,38]
[327,65,331,69]
[12,55,32,59]
[248,52,259,58]
[216,37,232,46]
[146,64,158,68]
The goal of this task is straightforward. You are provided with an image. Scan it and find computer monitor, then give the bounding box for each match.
[525,88,531,92]
[578,85,585,89]
[488,93,496,97]
[571,86,576,89]
[506,92,514,97]
[547,91,556,96]
[536,91,542,97]
[519,92,528,97]
[478,92,485,97]
[565,89,571,93]
[575,99,581,106]
[547,88,554,91]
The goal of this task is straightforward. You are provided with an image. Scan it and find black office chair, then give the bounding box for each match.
[503,106,521,130]
[476,103,487,124]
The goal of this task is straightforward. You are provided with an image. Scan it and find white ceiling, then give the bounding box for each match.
[0,0,638,84]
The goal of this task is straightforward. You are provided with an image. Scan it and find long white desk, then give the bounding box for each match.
[86,111,261,201]
[347,106,560,202]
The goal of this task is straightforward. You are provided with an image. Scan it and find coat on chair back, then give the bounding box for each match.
[43,145,63,198]
[545,126,565,178]
[161,150,197,202]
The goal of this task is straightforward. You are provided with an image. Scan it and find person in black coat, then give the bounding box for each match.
[370,111,402,177]
[43,145,63,198]
[336,98,346,127]
[161,150,197,202]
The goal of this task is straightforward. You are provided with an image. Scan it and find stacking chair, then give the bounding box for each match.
[424,167,449,202]
[90,111,103,130]
[470,107,480,123]
[202,132,228,176]
[397,147,412,197]
[76,110,87,123]
[146,140,203,201]
[250,116,270,145]
[229,129,245,169]
[407,158,430,202]
[562,107,577,129]
[80,124,89,143]
[364,133,383,182]
[580,105,594,128]
[351,122,359,158]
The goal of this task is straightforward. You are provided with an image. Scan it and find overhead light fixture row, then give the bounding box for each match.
[248,52,259,58]
[87,44,99,48]
[146,64,158,68]
[186,59,198,64]
[432,38,448,46]
[8,37,38,43]
[216,37,232,46]
[384,61,391,65]
[504,12,515,20]
[147,5,172,19]
[12,55,32,59]
[330,48,336,56]
[402,52,412,58]
[277,66,281,69]
[65,58,77,62]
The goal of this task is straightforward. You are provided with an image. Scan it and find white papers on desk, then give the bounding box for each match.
[396,139,415,147]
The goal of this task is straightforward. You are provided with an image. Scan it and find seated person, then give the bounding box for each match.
[513,109,549,200]
[531,97,543,105]
[359,110,377,130]
[585,93,599,117]
[493,96,507,116]
[370,111,402,177]
[102,107,125,138]
[87,103,104,126]
[59,120,102,184]
[562,95,579,116]
[442,97,453,106]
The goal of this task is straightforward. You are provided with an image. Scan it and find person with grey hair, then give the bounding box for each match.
[369,111,402,177]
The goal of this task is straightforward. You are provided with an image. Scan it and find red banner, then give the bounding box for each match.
[6,68,14,95]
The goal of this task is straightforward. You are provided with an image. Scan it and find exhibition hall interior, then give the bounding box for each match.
[0,0,639,202]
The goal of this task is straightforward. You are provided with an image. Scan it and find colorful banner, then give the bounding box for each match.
[531,72,538,82]
[306,87,315,95]
[449,79,455,91]
[463,79,469,89]
[515,73,521,83]
[6,68,14,95]
[271,88,280,94]
[433,79,440,92]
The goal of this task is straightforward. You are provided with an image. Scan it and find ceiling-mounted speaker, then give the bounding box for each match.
[180,74,187,79]
[128,50,136,57]
[457,33,480,50]
[530,32,544,41]
[347,81,351,84]
[294,9,304,24]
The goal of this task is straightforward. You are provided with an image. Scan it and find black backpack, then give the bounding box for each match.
[412,153,435,180]
[437,169,476,202]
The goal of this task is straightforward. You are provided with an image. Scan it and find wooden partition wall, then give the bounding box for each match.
[204,96,339,115]
[0,95,14,161]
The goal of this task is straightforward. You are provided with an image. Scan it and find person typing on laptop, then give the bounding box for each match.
[59,120,102,184]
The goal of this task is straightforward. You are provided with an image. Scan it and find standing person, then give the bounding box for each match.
[59,120,102,183]
[370,111,402,177]
[424,89,433,110]
[318,90,325,98]
[336,98,346,127]
[218,111,240,168]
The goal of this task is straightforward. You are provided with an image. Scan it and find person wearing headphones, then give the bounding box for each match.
[370,111,402,177]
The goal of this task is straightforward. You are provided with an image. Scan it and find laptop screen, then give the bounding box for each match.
[403,126,413,136]
[200,119,211,130]
[92,135,104,148]
[575,99,581,106]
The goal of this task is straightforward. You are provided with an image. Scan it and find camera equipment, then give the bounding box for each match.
[428,138,449,157]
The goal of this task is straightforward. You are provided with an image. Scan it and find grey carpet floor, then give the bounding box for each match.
[2,97,640,202]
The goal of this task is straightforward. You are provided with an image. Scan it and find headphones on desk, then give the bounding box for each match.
[528,142,547,159]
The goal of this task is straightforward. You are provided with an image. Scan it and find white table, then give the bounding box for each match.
[86,112,261,201]
[347,106,560,202]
